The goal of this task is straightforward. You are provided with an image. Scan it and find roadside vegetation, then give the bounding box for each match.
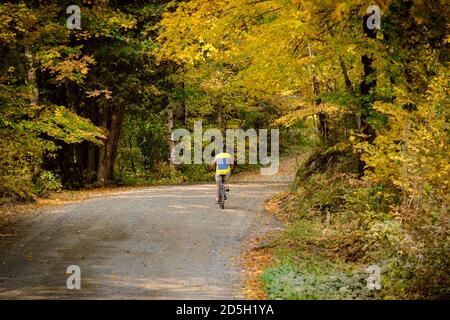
[260,137,449,299]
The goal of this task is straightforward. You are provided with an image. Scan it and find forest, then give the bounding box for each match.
[0,0,449,299]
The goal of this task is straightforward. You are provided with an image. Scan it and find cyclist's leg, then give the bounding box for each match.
[215,173,220,202]
[224,172,231,191]
[221,174,228,201]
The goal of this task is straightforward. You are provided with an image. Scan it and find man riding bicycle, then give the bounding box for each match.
[211,144,234,204]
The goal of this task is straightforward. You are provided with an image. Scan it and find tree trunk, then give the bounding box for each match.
[339,56,353,95]
[87,102,99,179]
[24,48,39,105]
[184,101,188,127]
[87,142,96,176]
[217,104,223,128]
[167,105,175,171]
[97,106,109,184]
[307,43,328,144]
[96,105,124,185]
[106,106,124,181]
[361,14,377,120]
[129,137,136,174]
[357,14,378,174]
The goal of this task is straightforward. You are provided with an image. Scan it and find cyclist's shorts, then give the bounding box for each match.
[215,172,230,183]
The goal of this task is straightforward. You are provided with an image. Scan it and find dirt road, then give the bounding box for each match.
[0,174,292,299]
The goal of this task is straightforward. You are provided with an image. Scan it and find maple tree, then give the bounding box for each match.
[0,0,448,298]
[1,0,173,195]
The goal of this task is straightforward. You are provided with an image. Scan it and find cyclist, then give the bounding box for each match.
[211,144,234,204]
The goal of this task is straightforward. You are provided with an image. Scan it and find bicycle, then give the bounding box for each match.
[217,174,227,209]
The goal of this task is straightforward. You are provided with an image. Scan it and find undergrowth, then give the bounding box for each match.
[261,149,449,300]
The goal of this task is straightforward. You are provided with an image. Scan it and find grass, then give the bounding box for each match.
[260,216,379,300]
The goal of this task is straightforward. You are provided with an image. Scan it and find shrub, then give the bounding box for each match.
[32,170,62,196]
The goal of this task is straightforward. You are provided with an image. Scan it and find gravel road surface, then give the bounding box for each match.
[0,181,288,299]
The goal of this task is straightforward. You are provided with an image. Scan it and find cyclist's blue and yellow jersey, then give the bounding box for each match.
[215,152,233,175]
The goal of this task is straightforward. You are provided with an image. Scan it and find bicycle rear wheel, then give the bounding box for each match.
[219,175,225,209]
